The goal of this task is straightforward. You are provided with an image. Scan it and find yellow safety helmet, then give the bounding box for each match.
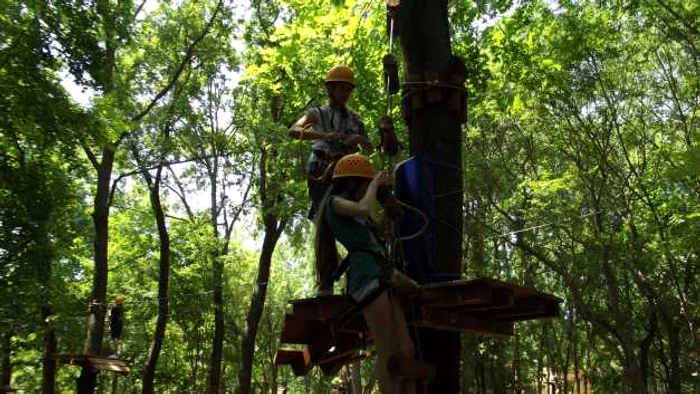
[332,154,375,180]
[325,65,355,86]
[114,295,126,304]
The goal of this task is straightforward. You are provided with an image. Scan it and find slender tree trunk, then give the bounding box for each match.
[111,375,118,394]
[141,163,171,394]
[351,362,362,394]
[208,160,224,394]
[237,212,286,394]
[660,312,681,394]
[42,305,57,394]
[397,0,464,392]
[574,322,581,394]
[1,332,11,391]
[79,147,116,393]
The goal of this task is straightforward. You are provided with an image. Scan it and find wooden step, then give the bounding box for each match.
[54,354,130,376]
[274,348,312,376]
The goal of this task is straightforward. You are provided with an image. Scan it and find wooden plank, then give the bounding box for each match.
[87,357,130,376]
[88,357,129,376]
[274,348,312,376]
[415,306,513,336]
[55,354,130,376]
[290,295,353,321]
[469,297,559,322]
[451,288,515,312]
[418,280,493,308]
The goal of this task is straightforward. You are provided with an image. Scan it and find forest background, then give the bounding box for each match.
[1,0,698,393]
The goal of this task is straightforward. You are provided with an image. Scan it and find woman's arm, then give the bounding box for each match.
[332,174,391,219]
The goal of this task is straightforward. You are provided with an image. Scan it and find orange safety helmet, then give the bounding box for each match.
[332,154,375,180]
[114,295,126,304]
[325,65,355,86]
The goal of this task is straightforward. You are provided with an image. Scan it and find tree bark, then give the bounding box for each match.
[208,159,225,394]
[237,213,286,394]
[397,0,464,392]
[140,163,170,394]
[79,147,116,394]
[42,305,57,394]
[238,147,286,394]
[1,332,11,391]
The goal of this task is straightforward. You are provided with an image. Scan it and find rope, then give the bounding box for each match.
[385,11,396,116]
[394,199,429,242]
[307,159,338,182]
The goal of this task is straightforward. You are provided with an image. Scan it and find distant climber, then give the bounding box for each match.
[109,295,125,358]
[288,65,373,220]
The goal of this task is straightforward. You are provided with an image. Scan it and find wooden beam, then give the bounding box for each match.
[415,306,513,336]
[418,281,493,308]
[318,350,369,376]
[452,288,515,312]
[470,297,560,322]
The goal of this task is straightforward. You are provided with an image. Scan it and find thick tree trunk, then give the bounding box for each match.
[237,213,285,394]
[79,148,116,394]
[141,166,170,394]
[397,0,464,392]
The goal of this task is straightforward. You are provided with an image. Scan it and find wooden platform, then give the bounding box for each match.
[274,278,561,376]
[54,354,131,376]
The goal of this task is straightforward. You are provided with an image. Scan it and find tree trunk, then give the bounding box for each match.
[141,164,170,394]
[237,213,285,394]
[208,256,224,394]
[79,148,116,394]
[208,159,224,394]
[42,305,57,394]
[397,0,464,392]
[1,332,11,391]
[351,362,362,394]
[111,374,118,394]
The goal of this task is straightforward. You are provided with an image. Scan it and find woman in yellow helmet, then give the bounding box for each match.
[314,154,416,394]
[289,65,374,220]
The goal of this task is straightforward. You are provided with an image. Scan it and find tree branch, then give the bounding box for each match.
[166,165,196,221]
[82,143,99,170]
[131,0,224,124]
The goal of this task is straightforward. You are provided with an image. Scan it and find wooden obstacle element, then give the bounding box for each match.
[274,277,561,376]
[54,354,130,376]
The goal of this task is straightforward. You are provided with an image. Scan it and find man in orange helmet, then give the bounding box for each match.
[289,65,373,219]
